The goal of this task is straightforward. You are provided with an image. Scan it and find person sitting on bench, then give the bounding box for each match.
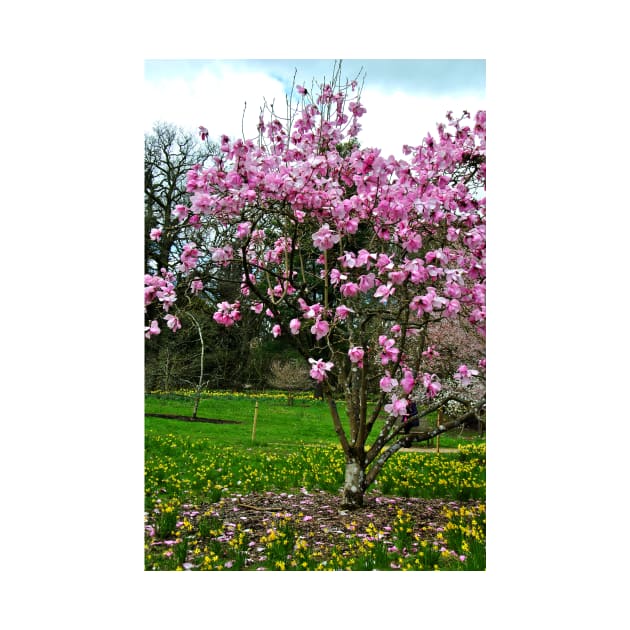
[402,399,419,434]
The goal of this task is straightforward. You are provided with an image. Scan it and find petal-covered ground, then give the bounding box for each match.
[145,489,485,571]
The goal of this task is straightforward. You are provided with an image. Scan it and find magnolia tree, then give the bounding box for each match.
[145,66,486,509]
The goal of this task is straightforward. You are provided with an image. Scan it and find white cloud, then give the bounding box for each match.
[144,61,486,159]
[358,87,486,158]
[144,63,287,141]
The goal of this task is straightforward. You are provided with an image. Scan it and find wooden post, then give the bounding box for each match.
[251,401,259,443]
[436,407,443,454]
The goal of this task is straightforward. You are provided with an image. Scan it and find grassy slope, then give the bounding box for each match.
[144,392,484,449]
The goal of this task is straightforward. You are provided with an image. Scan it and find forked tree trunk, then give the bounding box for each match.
[340,407,485,510]
[342,456,366,509]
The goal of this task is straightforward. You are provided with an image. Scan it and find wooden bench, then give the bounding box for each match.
[402,413,485,446]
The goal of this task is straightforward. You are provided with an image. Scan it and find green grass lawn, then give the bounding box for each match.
[145,390,485,449]
[145,391,342,447]
[144,390,486,571]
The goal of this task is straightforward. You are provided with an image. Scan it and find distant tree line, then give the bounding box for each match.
[144,122,483,400]
[145,122,306,392]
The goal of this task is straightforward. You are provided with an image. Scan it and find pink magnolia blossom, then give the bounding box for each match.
[340,282,359,298]
[308,358,334,382]
[384,394,408,418]
[379,372,398,393]
[251,303,264,315]
[357,274,376,293]
[165,314,181,332]
[213,301,241,327]
[145,320,160,339]
[172,204,189,223]
[422,345,440,360]
[145,271,175,309]
[149,228,162,241]
[446,226,460,242]
[388,270,407,285]
[236,222,252,239]
[144,286,156,307]
[348,346,365,368]
[156,288,177,313]
[300,301,323,319]
[339,252,357,269]
[378,335,399,365]
[454,364,479,387]
[289,318,301,335]
[444,299,461,317]
[334,304,354,320]
[191,191,211,213]
[190,278,204,294]
[375,253,393,272]
[406,259,428,284]
[310,319,330,340]
[211,245,233,263]
[272,324,282,338]
[374,282,395,304]
[312,223,340,250]
[402,232,422,252]
[469,307,485,324]
[412,288,446,314]
[268,283,284,298]
[348,100,366,117]
[330,268,347,285]
[343,218,358,237]
[421,373,442,398]
[179,242,199,273]
[444,283,462,299]
[400,369,415,395]
[199,126,209,141]
[355,250,375,268]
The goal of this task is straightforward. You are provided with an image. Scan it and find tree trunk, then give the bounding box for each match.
[187,313,205,420]
[342,457,366,509]
[192,394,201,419]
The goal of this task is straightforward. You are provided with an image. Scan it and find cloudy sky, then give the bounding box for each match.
[144,59,485,159]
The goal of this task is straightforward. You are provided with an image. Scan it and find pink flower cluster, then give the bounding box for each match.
[379,371,398,393]
[378,336,399,365]
[190,278,204,294]
[213,301,241,327]
[143,77,486,420]
[308,358,334,382]
[310,319,330,340]
[312,223,340,250]
[421,373,442,399]
[179,242,199,273]
[144,270,176,312]
[348,346,365,368]
[384,394,408,418]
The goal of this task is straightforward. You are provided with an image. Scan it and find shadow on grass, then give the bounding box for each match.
[145,413,241,425]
